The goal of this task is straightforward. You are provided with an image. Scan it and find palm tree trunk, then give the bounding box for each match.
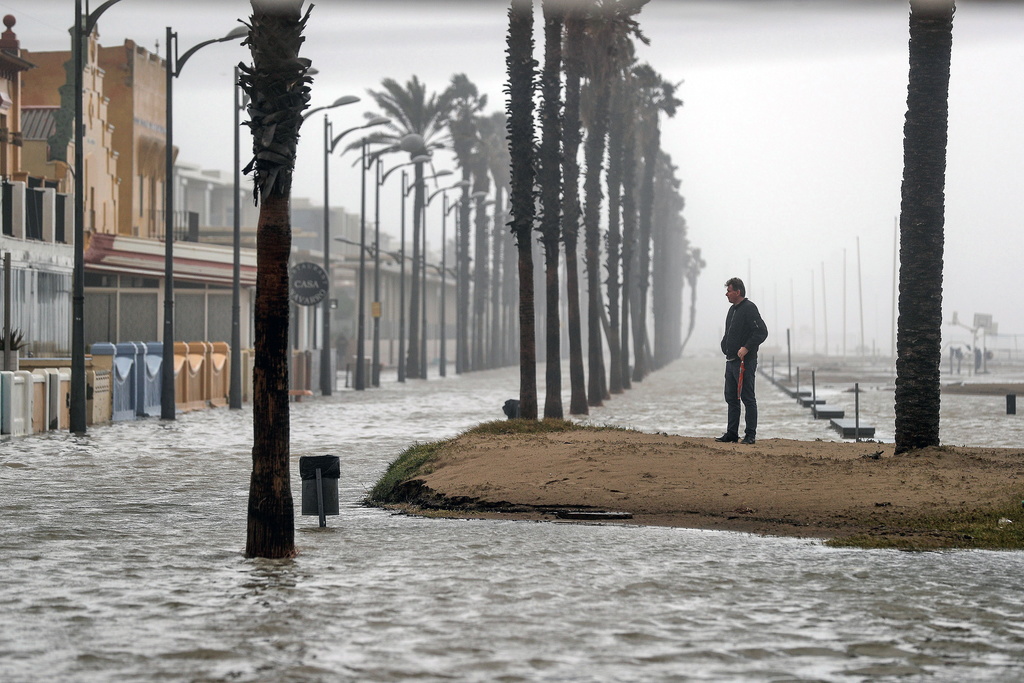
[457,183,471,373]
[406,161,424,379]
[507,0,537,420]
[633,122,658,382]
[489,190,505,368]
[562,8,588,415]
[895,0,953,454]
[604,78,626,394]
[619,115,638,391]
[472,180,490,371]
[242,0,312,559]
[247,192,295,558]
[583,77,610,406]
[540,1,564,419]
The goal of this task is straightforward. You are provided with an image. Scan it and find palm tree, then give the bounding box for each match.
[469,145,492,371]
[651,151,686,368]
[363,76,455,379]
[632,62,680,381]
[507,0,538,420]
[562,4,589,415]
[580,0,648,405]
[239,0,313,559]
[603,67,636,395]
[540,0,565,418]
[619,79,640,390]
[475,112,512,369]
[894,0,954,454]
[680,247,705,355]
[447,74,486,374]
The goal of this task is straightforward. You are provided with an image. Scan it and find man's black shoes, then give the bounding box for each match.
[715,433,739,443]
[740,436,756,445]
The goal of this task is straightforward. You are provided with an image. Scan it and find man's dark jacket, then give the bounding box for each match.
[721,299,768,360]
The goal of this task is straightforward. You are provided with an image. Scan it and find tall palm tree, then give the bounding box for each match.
[507,0,538,420]
[363,76,455,379]
[895,0,954,454]
[239,0,313,559]
[603,67,636,395]
[540,0,565,418]
[475,112,512,369]
[580,0,648,405]
[651,151,686,368]
[469,145,492,371]
[619,80,640,390]
[632,62,680,381]
[447,74,486,374]
[680,247,705,355]
[561,4,589,415]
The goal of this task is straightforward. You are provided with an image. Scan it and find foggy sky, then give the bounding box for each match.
[7,0,1024,357]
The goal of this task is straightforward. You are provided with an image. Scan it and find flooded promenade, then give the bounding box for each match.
[2,356,1023,681]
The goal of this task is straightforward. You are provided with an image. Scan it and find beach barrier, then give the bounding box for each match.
[175,342,206,412]
[3,340,249,440]
[30,372,46,431]
[137,343,162,417]
[91,343,136,422]
[1,370,33,436]
[88,369,112,425]
[206,342,230,407]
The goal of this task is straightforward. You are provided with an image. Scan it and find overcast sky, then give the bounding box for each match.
[6,0,1024,357]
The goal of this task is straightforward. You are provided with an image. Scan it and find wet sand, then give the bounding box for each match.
[386,429,1024,542]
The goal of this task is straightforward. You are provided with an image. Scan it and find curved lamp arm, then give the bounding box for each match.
[175,25,248,75]
[329,116,390,154]
[84,0,124,35]
[303,94,360,121]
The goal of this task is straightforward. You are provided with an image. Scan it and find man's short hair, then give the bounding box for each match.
[725,277,745,297]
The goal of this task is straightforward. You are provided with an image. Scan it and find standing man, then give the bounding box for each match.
[717,277,768,444]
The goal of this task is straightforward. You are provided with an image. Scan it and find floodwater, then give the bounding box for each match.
[2,355,1023,682]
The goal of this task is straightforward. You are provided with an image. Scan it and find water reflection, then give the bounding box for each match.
[1,356,1023,681]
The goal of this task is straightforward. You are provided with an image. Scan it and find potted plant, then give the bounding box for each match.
[0,327,26,371]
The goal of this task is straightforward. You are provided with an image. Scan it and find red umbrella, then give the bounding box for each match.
[737,360,746,397]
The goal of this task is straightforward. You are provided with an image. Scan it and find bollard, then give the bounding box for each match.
[855,382,860,441]
[299,455,340,527]
[1009,394,1017,416]
[811,370,817,419]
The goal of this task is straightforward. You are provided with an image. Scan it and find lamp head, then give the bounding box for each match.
[333,95,360,107]
[400,133,427,156]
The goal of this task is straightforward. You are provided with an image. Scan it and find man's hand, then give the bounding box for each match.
[738,346,748,360]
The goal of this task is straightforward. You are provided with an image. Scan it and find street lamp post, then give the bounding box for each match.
[71,0,126,434]
[371,157,384,387]
[229,66,247,409]
[426,180,469,378]
[310,98,361,397]
[418,170,453,378]
[327,118,389,392]
[378,154,430,383]
[162,24,247,421]
[355,137,368,391]
[398,171,409,382]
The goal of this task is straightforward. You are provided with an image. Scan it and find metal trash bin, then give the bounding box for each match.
[299,455,340,526]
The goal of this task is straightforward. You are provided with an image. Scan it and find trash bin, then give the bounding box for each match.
[299,455,340,526]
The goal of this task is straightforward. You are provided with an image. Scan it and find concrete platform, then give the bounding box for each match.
[812,406,845,419]
[797,397,825,407]
[830,418,875,438]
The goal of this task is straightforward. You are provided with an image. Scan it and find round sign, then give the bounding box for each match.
[290,262,329,306]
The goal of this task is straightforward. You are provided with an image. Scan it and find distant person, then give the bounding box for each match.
[716,277,768,445]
